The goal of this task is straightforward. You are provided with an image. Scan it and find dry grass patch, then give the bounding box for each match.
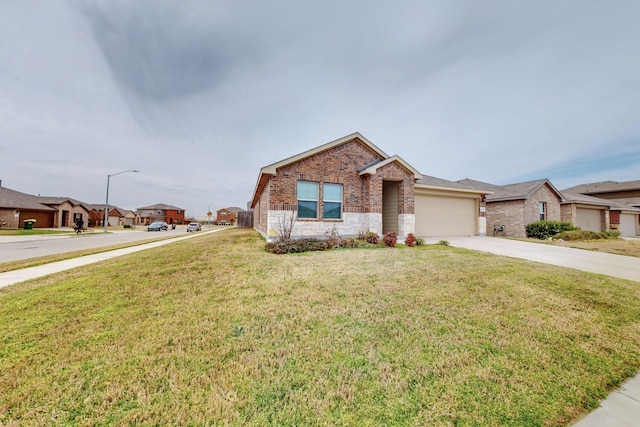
[1,229,640,426]
[527,237,640,258]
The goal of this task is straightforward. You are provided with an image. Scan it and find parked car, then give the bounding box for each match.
[147,221,168,231]
[186,222,201,232]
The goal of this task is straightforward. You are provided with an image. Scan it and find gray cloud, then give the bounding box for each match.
[1,0,639,215]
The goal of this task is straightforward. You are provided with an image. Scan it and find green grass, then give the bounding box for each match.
[1,229,640,426]
[0,228,76,236]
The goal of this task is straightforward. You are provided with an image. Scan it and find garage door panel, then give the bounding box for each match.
[576,208,603,232]
[415,195,475,236]
[620,214,639,236]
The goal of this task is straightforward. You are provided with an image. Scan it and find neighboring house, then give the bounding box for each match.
[104,206,127,227]
[561,192,639,236]
[86,205,104,228]
[137,203,185,225]
[0,185,57,228]
[250,133,491,242]
[104,207,138,227]
[563,180,640,208]
[216,207,245,225]
[459,178,640,237]
[37,197,91,229]
[458,178,564,238]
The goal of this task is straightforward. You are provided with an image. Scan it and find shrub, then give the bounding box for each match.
[554,229,621,241]
[416,237,425,246]
[265,238,328,254]
[364,231,379,244]
[383,231,397,247]
[437,240,450,246]
[405,233,417,247]
[526,220,576,240]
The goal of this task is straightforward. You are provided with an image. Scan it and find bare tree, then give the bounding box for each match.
[276,210,297,241]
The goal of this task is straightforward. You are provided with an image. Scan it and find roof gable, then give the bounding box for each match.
[260,132,388,175]
[137,203,184,211]
[486,179,563,202]
[358,155,423,179]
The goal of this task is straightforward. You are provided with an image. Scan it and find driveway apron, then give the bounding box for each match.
[438,236,640,283]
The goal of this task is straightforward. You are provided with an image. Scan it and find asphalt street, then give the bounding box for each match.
[0,226,218,263]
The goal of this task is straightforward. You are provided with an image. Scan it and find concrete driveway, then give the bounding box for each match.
[430,236,640,283]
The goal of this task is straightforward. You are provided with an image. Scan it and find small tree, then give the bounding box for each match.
[276,210,297,241]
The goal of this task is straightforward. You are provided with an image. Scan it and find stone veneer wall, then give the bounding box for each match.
[264,210,383,242]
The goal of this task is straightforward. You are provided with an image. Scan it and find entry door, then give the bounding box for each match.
[383,181,399,234]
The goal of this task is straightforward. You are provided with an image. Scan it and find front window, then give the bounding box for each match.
[323,183,343,219]
[539,202,547,221]
[298,181,318,219]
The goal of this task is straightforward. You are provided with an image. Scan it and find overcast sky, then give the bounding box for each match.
[1,1,639,216]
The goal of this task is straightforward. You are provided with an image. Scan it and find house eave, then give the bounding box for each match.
[415,183,493,196]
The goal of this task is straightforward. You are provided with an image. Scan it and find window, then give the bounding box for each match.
[298,181,318,219]
[323,183,342,219]
[539,202,547,221]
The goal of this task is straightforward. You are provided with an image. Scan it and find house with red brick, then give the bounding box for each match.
[459,178,640,237]
[458,178,564,238]
[137,203,185,225]
[0,185,57,228]
[216,207,245,225]
[250,133,491,241]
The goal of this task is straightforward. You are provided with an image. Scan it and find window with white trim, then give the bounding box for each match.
[298,181,318,219]
[323,183,342,219]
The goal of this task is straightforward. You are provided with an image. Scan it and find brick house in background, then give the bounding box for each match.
[37,197,91,229]
[458,178,564,238]
[250,133,490,242]
[137,203,185,225]
[216,207,245,225]
[460,178,639,237]
[0,185,56,228]
[563,180,640,208]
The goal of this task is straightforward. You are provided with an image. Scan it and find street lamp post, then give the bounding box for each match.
[104,169,140,233]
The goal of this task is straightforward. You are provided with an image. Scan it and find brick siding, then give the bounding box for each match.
[253,137,417,240]
[487,183,562,238]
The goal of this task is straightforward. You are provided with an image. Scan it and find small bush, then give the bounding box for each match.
[437,240,450,246]
[364,231,379,244]
[405,233,417,247]
[526,220,576,240]
[265,238,328,254]
[554,230,621,241]
[383,231,397,247]
[416,237,425,246]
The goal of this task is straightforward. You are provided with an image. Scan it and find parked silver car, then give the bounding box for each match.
[186,222,201,232]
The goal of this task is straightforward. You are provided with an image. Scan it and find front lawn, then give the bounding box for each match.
[1,229,639,426]
[531,238,640,258]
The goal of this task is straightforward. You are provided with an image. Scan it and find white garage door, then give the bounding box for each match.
[620,213,639,236]
[415,194,476,236]
[576,208,603,232]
